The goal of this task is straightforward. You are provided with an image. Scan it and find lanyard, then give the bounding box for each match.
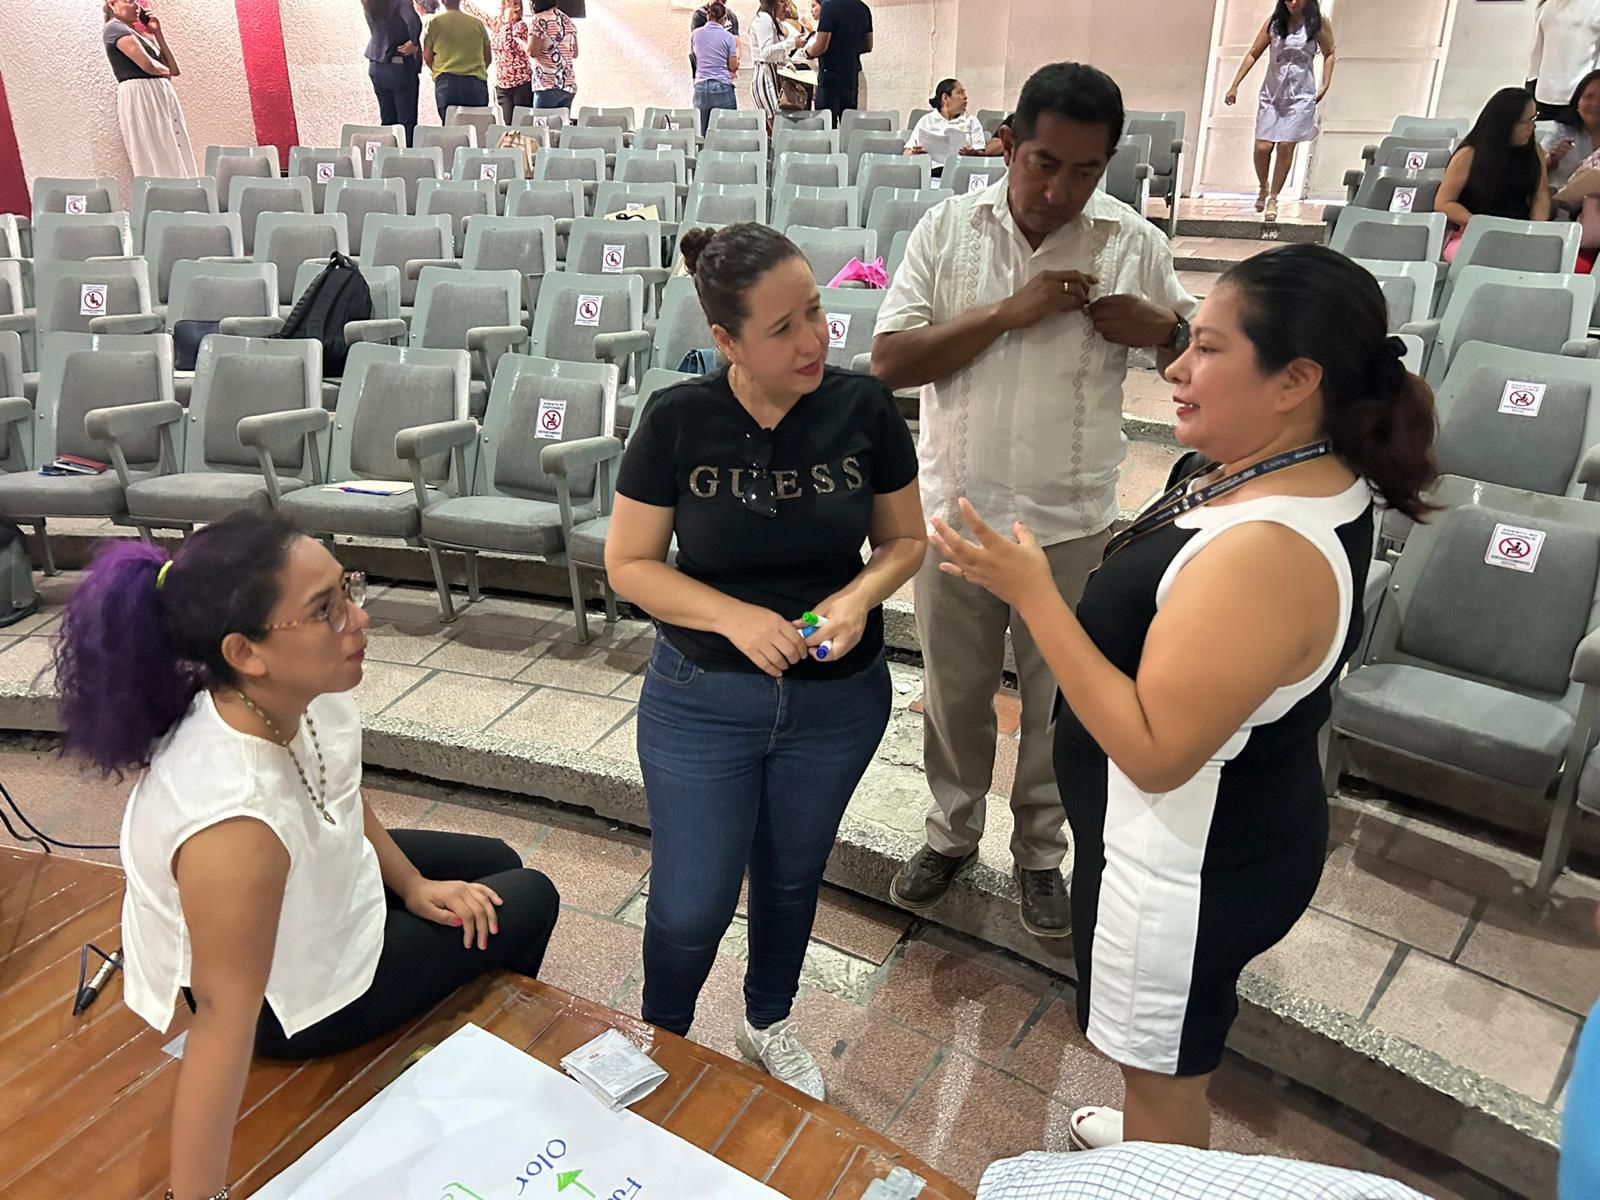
[1100,441,1333,564]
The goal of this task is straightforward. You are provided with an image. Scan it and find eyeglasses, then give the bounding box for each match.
[740,429,777,519]
[264,571,368,635]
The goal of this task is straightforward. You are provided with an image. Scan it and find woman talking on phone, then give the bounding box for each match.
[606,224,924,1097]
[55,511,560,1200]
[102,2,196,178]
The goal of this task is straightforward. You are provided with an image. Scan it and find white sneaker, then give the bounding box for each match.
[735,1018,826,1101]
[1068,1105,1124,1150]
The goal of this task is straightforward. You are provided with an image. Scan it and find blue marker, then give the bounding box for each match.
[799,611,834,661]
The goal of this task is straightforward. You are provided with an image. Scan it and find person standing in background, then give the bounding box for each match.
[872,62,1196,941]
[362,0,423,146]
[691,4,741,136]
[1223,0,1336,222]
[1530,0,1600,121]
[422,0,492,123]
[690,1,740,82]
[751,0,802,129]
[527,0,578,111]
[102,2,195,178]
[466,1,532,124]
[807,0,872,124]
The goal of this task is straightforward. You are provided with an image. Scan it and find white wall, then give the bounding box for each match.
[1436,0,1538,121]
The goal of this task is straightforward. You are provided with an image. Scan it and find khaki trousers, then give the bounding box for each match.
[915,531,1109,870]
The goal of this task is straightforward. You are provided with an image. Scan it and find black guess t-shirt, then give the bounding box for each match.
[616,366,918,678]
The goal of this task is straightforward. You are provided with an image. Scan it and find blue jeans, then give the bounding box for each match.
[434,72,489,124]
[534,87,574,110]
[693,79,738,136]
[637,635,891,1035]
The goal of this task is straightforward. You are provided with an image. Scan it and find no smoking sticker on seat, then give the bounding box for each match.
[574,294,603,326]
[1485,523,1546,573]
[826,312,850,348]
[80,283,107,317]
[1498,379,1546,418]
[536,398,567,440]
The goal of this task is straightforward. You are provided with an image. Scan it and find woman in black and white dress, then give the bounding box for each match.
[930,243,1437,1150]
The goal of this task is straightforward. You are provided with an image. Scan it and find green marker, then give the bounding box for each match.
[798,611,833,660]
[556,1170,595,1198]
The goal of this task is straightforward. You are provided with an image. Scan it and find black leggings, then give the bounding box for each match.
[498,82,535,126]
[252,830,560,1060]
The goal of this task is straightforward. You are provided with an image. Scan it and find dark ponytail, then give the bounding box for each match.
[53,511,302,772]
[678,222,804,336]
[1224,243,1438,521]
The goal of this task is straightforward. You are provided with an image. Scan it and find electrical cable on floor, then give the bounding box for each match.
[0,777,118,853]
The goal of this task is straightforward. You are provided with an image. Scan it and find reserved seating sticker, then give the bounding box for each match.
[1498,380,1545,418]
[1485,523,1545,573]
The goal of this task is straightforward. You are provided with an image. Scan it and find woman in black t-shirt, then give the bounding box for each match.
[608,224,923,1099]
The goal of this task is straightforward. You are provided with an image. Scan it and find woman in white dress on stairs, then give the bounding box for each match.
[1224,0,1336,222]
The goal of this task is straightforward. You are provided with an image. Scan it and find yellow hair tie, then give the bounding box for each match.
[155,560,172,590]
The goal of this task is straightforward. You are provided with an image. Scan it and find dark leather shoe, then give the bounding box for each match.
[1014,865,1071,938]
[889,845,977,910]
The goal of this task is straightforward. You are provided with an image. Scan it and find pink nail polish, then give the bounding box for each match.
[452,918,462,926]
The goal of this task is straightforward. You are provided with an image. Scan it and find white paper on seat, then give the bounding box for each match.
[252,1022,784,1200]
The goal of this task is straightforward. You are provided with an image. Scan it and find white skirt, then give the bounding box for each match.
[116,76,197,179]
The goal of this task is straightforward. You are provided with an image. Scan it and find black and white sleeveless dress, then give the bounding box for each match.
[1054,472,1374,1077]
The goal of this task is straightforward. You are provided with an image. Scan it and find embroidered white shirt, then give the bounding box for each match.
[874,183,1196,546]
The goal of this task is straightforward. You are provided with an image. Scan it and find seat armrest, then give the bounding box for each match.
[623,265,671,289]
[465,324,529,354]
[1133,164,1152,180]
[540,434,623,477]
[344,317,407,346]
[406,257,460,281]
[1580,445,1600,499]
[1574,625,1600,686]
[0,396,30,429]
[1361,143,1378,165]
[1167,138,1183,156]
[851,352,872,374]
[1563,338,1599,359]
[395,417,479,462]
[88,313,162,336]
[1320,202,1345,230]
[237,406,332,448]
[218,315,284,337]
[1398,319,1440,343]
[593,329,652,366]
[84,399,183,443]
[554,217,575,238]
[0,313,33,338]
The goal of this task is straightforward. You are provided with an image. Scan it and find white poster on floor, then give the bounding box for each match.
[252,1023,783,1200]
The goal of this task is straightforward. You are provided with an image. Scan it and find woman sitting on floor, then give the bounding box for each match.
[54,510,560,1200]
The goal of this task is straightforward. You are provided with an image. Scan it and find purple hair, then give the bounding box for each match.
[53,512,301,772]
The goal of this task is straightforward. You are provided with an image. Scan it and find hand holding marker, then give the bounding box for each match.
[799,611,833,661]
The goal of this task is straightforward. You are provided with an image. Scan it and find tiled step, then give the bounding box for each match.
[1178,268,1223,298]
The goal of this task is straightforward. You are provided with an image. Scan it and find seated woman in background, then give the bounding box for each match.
[1541,68,1600,191]
[55,511,560,1200]
[1437,86,1550,263]
[905,78,987,175]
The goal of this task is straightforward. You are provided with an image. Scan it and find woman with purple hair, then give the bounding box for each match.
[54,511,560,1200]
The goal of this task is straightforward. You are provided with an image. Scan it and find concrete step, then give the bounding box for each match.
[1175,214,1325,243]
[1173,234,1290,274]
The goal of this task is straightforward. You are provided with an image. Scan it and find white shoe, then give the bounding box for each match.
[1068,1105,1125,1151]
[736,1018,826,1101]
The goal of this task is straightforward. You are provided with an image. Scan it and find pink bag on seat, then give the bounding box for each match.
[827,257,889,289]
